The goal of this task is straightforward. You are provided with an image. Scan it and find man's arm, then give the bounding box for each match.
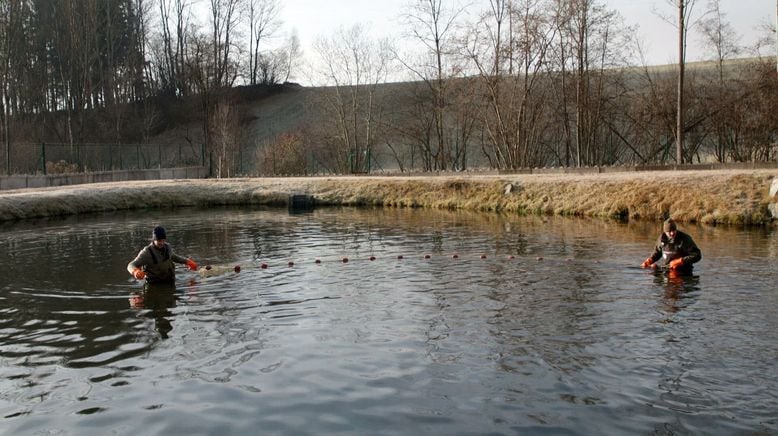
[682,234,702,264]
[169,248,188,264]
[649,236,663,263]
[127,246,151,274]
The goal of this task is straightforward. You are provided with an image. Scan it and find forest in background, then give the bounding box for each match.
[0,0,776,177]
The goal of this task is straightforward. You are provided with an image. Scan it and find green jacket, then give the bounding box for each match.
[648,230,702,272]
[128,242,188,284]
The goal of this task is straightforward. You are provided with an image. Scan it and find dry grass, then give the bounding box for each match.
[1,170,776,226]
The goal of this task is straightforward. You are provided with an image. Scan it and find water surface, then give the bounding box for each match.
[1,207,777,435]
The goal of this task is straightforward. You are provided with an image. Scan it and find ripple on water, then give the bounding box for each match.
[0,210,777,434]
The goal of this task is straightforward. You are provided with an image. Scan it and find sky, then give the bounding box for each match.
[279,0,776,84]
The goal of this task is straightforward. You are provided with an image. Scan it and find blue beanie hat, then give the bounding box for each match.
[152,226,167,240]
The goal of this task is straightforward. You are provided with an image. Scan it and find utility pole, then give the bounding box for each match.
[676,0,685,165]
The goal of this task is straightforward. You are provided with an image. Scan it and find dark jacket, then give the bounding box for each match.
[127,242,188,284]
[648,230,702,272]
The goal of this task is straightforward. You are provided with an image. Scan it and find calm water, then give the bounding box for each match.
[1,207,777,435]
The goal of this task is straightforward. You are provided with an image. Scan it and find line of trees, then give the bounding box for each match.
[292,0,776,174]
[0,0,298,175]
[1,0,776,177]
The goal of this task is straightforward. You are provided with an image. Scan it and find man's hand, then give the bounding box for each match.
[186,258,199,271]
[641,258,654,268]
[131,268,146,280]
[668,258,684,270]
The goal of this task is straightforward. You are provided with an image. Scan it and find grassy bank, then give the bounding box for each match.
[0,170,776,226]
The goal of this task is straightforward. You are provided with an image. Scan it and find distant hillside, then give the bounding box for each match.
[12,57,770,176]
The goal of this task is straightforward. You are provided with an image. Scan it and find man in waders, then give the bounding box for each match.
[641,218,701,274]
[128,226,198,284]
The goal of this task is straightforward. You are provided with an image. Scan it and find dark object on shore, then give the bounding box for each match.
[288,194,315,214]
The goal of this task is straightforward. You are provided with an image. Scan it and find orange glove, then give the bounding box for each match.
[668,258,684,270]
[131,268,146,280]
[186,258,198,271]
[641,257,654,268]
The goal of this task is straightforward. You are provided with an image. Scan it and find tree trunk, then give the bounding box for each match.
[676,0,685,164]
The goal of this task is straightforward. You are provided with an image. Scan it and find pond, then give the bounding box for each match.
[1,207,777,435]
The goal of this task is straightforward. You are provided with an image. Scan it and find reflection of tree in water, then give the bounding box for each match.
[421,267,453,361]
[416,219,609,376]
[648,271,703,434]
[486,263,603,376]
[251,229,264,260]
[130,284,179,339]
[495,222,529,256]
[249,225,288,261]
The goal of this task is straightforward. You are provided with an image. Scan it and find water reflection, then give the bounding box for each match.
[653,269,701,314]
[0,208,776,435]
[129,283,180,339]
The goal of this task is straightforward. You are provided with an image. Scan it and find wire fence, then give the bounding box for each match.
[1,142,205,175]
[4,141,777,179]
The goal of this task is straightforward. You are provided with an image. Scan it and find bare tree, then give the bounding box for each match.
[310,24,394,173]
[669,0,701,164]
[572,0,617,166]
[208,0,242,89]
[399,0,466,170]
[247,0,281,85]
[155,0,194,96]
[464,0,556,169]
[210,98,242,177]
[0,0,27,174]
[253,33,300,85]
[549,0,630,167]
[676,0,686,164]
[279,31,301,83]
[257,131,308,174]
[696,0,742,162]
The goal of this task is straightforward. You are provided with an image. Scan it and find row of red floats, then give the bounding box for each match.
[204,254,550,274]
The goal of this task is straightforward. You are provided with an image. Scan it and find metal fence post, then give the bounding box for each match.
[41,142,46,175]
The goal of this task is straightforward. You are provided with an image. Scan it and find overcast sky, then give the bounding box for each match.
[279,0,775,84]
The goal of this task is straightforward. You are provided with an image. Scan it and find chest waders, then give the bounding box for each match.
[660,238,694,274]
[146,244,176,284]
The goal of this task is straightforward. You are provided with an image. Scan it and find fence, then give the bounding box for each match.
[3,141,777,180]
[1,142,205,176]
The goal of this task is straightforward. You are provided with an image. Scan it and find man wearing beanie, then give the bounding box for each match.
[127,226,198,284]
[641,218,701,273]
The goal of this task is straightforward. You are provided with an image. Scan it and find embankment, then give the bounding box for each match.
[0,170,776,225]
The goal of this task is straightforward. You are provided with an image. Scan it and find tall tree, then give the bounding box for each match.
[464,0,556,169]
[155,0,192,96]
[0,0,31,173]
[698,0,741,162]
[400,0,465,170]
[311,24,394,173]
[670,0,699,164]
[247,0,280,85]
[676,0,685,164]
[554,0,627,167]
[208,0,241,89]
